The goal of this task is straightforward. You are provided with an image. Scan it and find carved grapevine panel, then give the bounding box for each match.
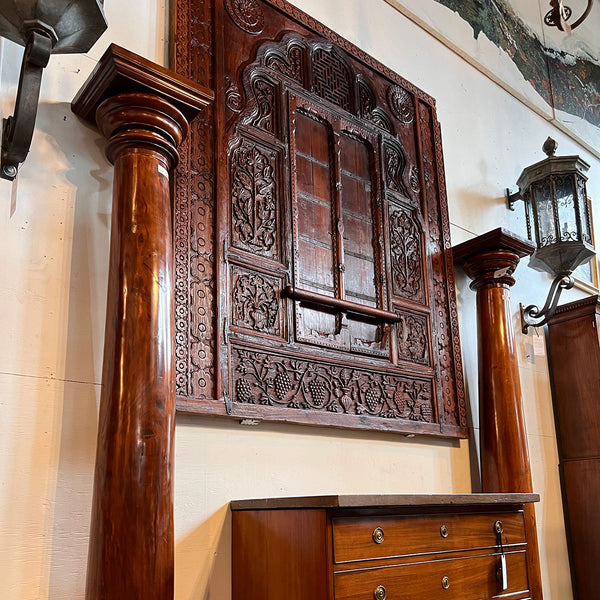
[232,346,434,422]
[230,140,278,257]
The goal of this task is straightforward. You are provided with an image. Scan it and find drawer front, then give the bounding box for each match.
[334,551,529,600]
[333,512,525,563]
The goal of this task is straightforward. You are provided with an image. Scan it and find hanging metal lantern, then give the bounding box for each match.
[506,137,595,331]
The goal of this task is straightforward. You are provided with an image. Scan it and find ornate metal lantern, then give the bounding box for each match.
[506,137,594,332]
[0,0,107,180]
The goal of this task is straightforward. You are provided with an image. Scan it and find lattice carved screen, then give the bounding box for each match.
[170,0,468,437]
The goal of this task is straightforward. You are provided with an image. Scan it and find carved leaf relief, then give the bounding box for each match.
[389,207,424,302]
[225,75,243,112]
[383,142,410,198]
[232,347,434,422]
[251,78,276,133]
[230,141,278,257]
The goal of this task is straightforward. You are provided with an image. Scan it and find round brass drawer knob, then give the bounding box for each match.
[495,520,504,534]
[372,527,385,544]
[374,584,387,600]
[441,576,450,590]
[440,524,449,538]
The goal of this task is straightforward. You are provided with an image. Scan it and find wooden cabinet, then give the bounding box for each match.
[547,296,600,600]
[231,494,539,600]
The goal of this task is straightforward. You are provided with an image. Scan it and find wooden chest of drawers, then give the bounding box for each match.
[231,494,539,600]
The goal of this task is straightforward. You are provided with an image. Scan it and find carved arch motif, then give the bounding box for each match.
[238,34,395,133]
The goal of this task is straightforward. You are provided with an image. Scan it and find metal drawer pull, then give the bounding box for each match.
[494,520,504,534]
[372,527,385,544]
[441,576,450,590]
[440,524,449,538]
[374,584,387,600]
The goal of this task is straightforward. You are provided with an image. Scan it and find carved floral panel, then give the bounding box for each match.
[230,139,279,259]
[396,311,430,366]
[389,205,425,304]
[231,267,282,337]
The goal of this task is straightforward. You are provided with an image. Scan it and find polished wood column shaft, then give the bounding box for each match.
[84,93,186,599]
[72,45,213,600]
[467,250,532,492]
[453,229,543,600]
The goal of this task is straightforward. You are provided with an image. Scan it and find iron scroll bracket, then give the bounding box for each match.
[520,274,574,334]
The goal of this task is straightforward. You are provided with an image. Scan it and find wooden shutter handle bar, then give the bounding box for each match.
[283,285,400,322]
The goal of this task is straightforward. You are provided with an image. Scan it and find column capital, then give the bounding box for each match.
[453,228,534,290]
[72,43,213,126]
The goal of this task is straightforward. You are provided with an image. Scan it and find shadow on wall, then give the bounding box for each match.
[31,101,111,598]
[176,504,231,600]
[452,266,482,493]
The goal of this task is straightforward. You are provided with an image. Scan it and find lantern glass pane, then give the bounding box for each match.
[532,179,556,247]
[576,175,592,244]
[555,174,578,242]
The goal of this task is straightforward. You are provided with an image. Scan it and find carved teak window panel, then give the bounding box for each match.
[170,0,468,437]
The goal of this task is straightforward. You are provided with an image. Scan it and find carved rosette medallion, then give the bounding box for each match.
[232,347,434,422]
[232,270,280,335]
[387,85,415,124]
[224,0,265,34]
[397,312,430,366]
[230,140,278,257]
[389,207,424,302]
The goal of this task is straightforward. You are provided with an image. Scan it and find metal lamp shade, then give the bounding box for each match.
[518,143,594,277]
[0,0,107,53]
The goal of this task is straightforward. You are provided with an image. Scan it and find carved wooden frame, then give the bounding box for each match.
[170,0,467,437]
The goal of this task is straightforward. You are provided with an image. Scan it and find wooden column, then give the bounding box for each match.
[453,228,543,600]
[72,45,212,599]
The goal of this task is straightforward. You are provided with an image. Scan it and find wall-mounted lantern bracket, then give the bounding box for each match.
[1,26,54,181]
[505,188,522,211]
[520,274,574,333]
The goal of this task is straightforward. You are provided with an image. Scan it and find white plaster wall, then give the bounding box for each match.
[0,0,597,598]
